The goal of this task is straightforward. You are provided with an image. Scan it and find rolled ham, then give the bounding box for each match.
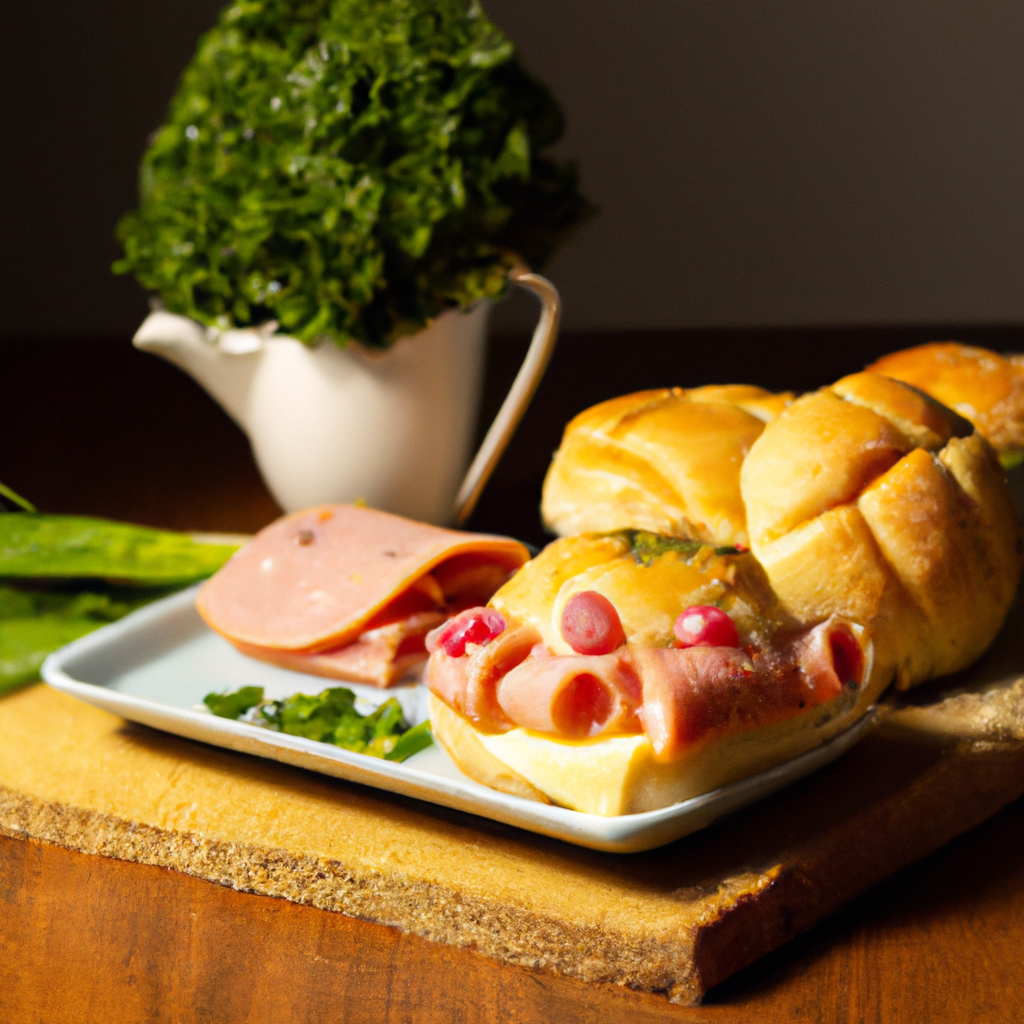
[426,624,541,731]
[495,651,641,739]
[426,615,869,760]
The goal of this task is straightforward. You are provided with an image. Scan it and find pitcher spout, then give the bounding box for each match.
[133,311,268,434]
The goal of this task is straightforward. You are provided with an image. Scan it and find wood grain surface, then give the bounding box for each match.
[4,326,1024,1021]
[5,787,1024,1024]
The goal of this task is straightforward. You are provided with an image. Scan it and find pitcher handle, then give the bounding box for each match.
[454,269,561,526]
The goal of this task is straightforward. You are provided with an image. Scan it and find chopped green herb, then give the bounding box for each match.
[204,684,433,762]
[114,0,595,350]
[204,685,265,718]
[1000,449,1024,471]
[384,719,434,761]
[627,531,703,567]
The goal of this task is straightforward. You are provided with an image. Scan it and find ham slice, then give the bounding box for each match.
[197,505,530,686]
[636,617,864,758]
[426,624,540,731]
[495,650,641,739]
[233,611,448,688]
[427,615,868,760]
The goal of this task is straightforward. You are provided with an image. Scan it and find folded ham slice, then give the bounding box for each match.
[634,618,864,759]
[427,616,868,759]
[232,611,448,688]
[198,505,531,687]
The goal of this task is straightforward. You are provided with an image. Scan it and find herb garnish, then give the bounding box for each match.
[203,684,434,761]
[627,531,703,567]
[115,0,595,349]
[624,530,747,567]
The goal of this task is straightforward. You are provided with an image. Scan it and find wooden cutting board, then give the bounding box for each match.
[2,600,1024,1007]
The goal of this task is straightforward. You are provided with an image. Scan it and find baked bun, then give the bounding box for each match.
[541,385,793,546]
[740,372,1023,690]
[427,532,875,815]
[866,342,1024,465]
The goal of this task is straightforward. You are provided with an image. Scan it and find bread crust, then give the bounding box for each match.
[866,342,1024,460]
[741,373,1023,690]
[541,386,792,546]
[430,688,873,816]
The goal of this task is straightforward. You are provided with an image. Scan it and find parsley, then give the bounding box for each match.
[627,531,703,567]
[114,0,595,349]
[204,684,434,761]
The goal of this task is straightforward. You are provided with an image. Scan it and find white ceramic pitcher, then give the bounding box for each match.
[133,270,560,526]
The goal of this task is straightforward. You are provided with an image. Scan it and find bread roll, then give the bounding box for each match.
[541,385,792,546]
[740,372,1023,690]
[866,342,1024,465]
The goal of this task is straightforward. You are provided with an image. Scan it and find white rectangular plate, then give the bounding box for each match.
[42,586,873,853]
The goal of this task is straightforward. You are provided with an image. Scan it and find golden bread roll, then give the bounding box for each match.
[741,372,1023,690]
[866,342,1024,465]
[427,532,876,815]
[541,385,793,546]
[488,532,785,654]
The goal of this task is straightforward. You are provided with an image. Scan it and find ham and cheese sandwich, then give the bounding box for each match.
[197,505,531,687]
[426,531,876,815]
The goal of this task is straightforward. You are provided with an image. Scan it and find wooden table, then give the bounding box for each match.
[3,325,1024,1022]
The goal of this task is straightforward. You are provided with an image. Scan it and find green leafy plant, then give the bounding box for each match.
[115,0,594,349]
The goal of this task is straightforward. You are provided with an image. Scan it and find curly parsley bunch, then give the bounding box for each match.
[115,0,594,349]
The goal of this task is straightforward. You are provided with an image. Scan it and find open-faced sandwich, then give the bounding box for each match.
[427,531,873,815]
[428,371,1022,813]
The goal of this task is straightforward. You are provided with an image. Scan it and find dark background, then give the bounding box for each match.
[3,1,1024,540]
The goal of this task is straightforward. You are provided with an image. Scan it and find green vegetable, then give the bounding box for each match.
[1000,449,1024,470]
[627,531,704,568]
[0,503,241,695]
[0,514,240,584]
[203,685,265,718]
[0,482,36,513]
[204,684,433,761]
[114,0,594,349]
[0,582,175,695]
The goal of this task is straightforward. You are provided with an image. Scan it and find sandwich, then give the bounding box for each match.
[429,372,1022,813]
[427,531,875,815]
[197,504,530,687]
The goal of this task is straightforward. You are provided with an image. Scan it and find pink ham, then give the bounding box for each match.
[635,617,866,759]
[426,613,869,760]
[426,624,541,732]
[495,651,642,739]
[233,611,447,688]
[197,505,530,653]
